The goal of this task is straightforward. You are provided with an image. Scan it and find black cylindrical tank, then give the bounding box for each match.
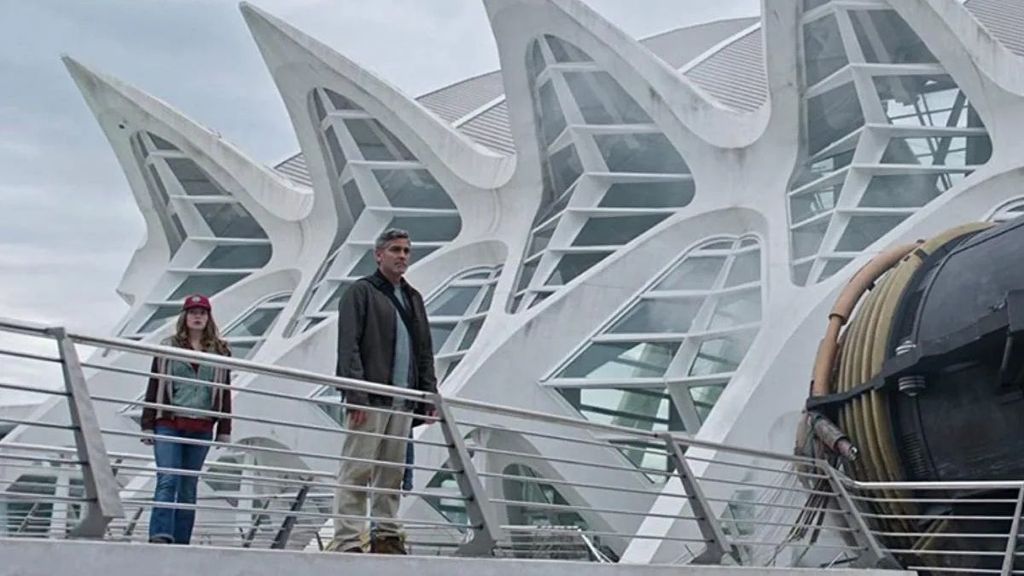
[888,218,1024,482]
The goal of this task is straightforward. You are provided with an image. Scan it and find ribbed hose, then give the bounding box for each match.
[827,223,992,563]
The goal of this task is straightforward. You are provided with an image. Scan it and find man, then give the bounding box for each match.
[328,228,438,554]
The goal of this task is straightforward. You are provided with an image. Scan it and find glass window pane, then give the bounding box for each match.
[849,10,936,65]
[655,256,725,291]
[537,81,566,146]
[458,318,484,351]
[168,273,247,300]
[387,215,461,243]
[571,214,668,246]
[594,133,689,174]
[544,35,592,62]
[689,333,755,376]
[873,76,961,126]
[803,14,848,86]
[325,89,362,111]
[820,258,853,281]
[312,89,327,122]
[793,261,813,285]
[558,341,680,379]
[806,83,864,156]
[609,297,705,334]
[148,132,177,151]
[477,284,495,313]
[859,174,941,208]
[344,118,415,162]
[195,203,267,239]
[373,169,455,209]
[791,183,842,223]
[534,187,572,227]
[226,340,257,359]
[614,440,675,480]
[690,384,726,423]
[320,282,351,312]
[835,214,908,251]
[431,323,456,353]
[724,251,761,287]
[794,148,854,188]
[166,158,225,196]
[147,165,169,205]
[575,388,673,432]
[342,178,364,221]
[224,308,282,338]
[527,40,547,78]
[599,180,694,208]
[545,252,609,285]
[198,244,272,269]
[527,222,556,258]
[138,305,181,333]
[427,286,479,316]
[708,290,761,329]
[442,358,462,381]
[349,252,378,277]
[516,259,538,292]
[170,214,187,253]
[315,386,345,427]
[547,144,583,195]
[881,136,991,167]
[792,219,828,260]
[324,126,347,177]
[563,71,651,125]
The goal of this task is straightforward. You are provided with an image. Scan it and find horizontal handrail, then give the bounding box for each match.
[5,314,1024,569]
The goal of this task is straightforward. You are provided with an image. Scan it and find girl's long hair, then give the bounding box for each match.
[172,310,231,356]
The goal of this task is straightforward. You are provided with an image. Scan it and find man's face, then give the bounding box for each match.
[375,237,411,280]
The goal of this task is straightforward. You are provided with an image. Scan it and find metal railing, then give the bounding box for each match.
[0,316,1018,572]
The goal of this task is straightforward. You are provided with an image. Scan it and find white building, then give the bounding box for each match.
[4,0,1024,566]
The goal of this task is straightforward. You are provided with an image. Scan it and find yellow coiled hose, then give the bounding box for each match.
[825,223,993,562]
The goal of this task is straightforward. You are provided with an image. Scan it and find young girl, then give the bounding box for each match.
[140,294,232,544]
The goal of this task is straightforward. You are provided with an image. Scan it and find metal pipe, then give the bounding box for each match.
[0,381,68,397]
[67,331,433,403]
[490,497,699,521]
[93,396,450,448]
[84,361,439,423]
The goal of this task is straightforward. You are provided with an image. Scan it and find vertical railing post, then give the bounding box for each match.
[432,394,502,556]
[1000,484,1024,576]
[661,433,738,564]
[823,466,900,569]
[47,327,123,538]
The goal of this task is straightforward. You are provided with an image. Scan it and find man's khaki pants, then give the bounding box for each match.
[330,406,412,551]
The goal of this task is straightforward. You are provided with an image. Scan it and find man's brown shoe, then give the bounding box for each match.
[371,535,407,555]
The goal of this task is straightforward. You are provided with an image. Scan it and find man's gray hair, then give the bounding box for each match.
[374,228,410,251]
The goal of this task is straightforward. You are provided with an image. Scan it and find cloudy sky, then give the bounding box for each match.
[0,0,758,404]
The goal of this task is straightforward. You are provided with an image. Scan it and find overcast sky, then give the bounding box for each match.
[0,0,758,405]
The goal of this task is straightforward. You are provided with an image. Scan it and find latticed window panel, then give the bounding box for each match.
[509,35,695,313]
[789,2,993,286]
[285,88,463,335]
[425,265,503,381]
[121,131,272,338]
[546,236,763,476]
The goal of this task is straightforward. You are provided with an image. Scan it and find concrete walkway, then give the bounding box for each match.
[1,538,914,576]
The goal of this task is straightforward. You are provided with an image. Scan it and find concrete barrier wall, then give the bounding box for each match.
[0,538,914,576]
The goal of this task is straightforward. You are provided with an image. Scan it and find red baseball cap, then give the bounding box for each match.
[182,294,212,312]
